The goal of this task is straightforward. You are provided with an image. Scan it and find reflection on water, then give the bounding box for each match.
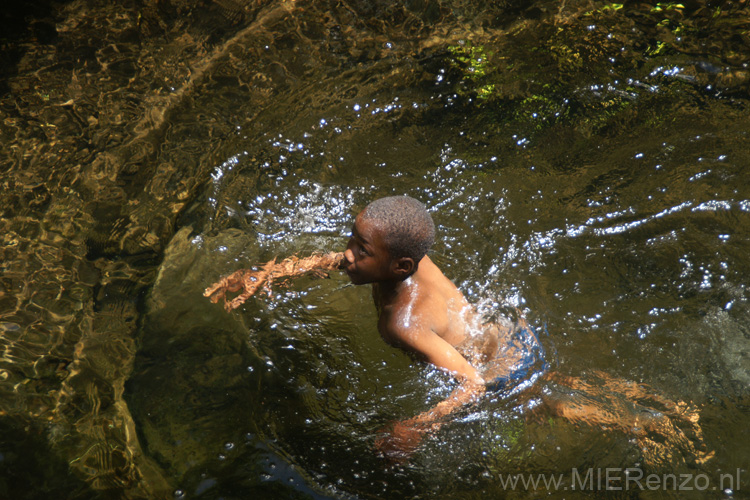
[1,0,749,498]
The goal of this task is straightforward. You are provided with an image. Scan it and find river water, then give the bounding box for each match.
[1,0,749,498]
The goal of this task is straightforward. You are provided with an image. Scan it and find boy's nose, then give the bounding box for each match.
[344,248,354,264]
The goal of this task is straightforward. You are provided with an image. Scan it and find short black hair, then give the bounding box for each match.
[360,195,435,262]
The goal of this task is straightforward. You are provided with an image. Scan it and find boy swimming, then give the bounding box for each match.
[204,195,711,463]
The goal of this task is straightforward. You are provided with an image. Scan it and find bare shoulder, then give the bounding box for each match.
[380,290,429,342]
[376,256,466,347]
[418,257,469,304]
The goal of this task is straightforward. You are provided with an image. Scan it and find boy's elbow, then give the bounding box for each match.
[467,377,486,392]
[455,372,486,390]
[463,366,486,387]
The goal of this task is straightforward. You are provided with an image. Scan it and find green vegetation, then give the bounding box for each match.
[651,2,685,13]
[438,0,749,143]
[447,42,496,100]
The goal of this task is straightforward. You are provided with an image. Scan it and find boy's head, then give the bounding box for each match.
[344,196,434,285]
[359,196,435,262]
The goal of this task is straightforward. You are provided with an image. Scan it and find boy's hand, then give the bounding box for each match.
[374,419,436,462]
[203,259,276,311]
[203,252,346,312]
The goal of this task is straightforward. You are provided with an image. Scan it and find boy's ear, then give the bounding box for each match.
[392,257,415,278]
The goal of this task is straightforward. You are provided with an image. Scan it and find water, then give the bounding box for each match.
[1,0,749,498]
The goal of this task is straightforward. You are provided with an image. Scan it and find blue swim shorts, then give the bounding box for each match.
[485,324,547,393]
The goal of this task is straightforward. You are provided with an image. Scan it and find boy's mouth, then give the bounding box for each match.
[344,266,363,284]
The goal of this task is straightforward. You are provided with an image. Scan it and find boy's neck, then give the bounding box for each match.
[373,257,426,303]
[374,277,409,302]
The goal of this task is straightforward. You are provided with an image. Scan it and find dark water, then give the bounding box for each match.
[1,0,749,498]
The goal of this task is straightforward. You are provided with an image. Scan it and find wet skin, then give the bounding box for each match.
[345,215,490,384]
[205,215,713,464]
[345,214,530,379]
[344,214,505,458]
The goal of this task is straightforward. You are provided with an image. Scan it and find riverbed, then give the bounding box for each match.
[1,1,749,498]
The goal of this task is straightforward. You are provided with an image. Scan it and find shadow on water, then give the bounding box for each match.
[0,0,72,95]
[1,0,750,498]
[0,417,96,499]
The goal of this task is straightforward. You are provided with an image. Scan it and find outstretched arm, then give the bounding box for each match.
[204,252,347,311]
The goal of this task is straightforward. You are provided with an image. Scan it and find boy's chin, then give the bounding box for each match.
[345,270,371,285]
[347,275,368,285]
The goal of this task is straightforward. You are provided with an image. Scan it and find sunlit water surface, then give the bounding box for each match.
[2,0,749,499]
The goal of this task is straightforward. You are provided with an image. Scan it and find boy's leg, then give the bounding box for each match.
[531,372,713,466]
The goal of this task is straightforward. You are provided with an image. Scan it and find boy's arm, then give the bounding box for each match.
[398,326,487,418]
[375,325,486,459]
[204,252,346,311]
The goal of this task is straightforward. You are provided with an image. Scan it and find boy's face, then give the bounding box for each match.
[344,214,394,285]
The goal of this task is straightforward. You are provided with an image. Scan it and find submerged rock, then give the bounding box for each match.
[127,227,262,479]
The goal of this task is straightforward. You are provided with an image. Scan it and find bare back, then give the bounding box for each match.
[375,256,538,386]
[374,256,472,344]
